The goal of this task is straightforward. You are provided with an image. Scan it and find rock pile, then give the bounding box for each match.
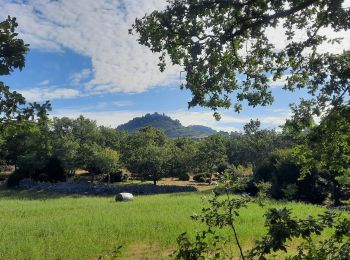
[19,179,197,196]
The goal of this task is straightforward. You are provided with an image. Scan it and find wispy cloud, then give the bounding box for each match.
[39,79,50,85]
[112,101,134,107]
[20,87,81,102]
[51,108,290,131]
[268,75,290,88]
[1,0,179,95]
[3,0,348,103]
[52,109,145,128]
[169,110,289,130]
[70,68,92,84]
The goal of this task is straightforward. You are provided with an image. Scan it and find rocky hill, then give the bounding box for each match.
[116,112,217,138]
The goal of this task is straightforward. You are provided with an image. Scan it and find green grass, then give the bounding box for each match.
[0,189,346,259]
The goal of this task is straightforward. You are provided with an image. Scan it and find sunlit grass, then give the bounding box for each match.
[0,189,346,259]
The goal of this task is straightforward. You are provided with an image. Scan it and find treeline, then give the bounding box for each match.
[1,110,349,205]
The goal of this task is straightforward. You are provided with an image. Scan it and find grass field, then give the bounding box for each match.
[0,188,345,259]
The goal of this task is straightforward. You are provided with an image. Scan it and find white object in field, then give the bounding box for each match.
[115,192,134,202]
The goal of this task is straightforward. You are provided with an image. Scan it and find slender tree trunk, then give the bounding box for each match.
[153,179,157,185]
[332,180,341,206]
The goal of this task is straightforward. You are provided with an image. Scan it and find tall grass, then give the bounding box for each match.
[0,189,344,259]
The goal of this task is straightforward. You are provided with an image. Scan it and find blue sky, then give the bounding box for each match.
[2,0,349,131]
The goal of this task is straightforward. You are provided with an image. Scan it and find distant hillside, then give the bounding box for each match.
[116,112,217,138]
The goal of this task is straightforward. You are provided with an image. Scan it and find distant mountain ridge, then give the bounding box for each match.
[116,112,217,138]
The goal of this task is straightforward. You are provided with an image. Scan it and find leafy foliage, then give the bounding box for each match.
[174,170,252,259]
[122,127,170,184]
[175,172,350,259]
[248,209,350,260]
[292,106,350,204]
[131,0,350,120]
[254,148,328,203]
[0,16,51,124]
[195,134,228,180]
[228,119,287,174]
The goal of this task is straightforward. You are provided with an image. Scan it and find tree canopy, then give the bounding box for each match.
[0,16,51,124]
[131,0,350,120]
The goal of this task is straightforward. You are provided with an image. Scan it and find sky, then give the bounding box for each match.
[1,0,350,132]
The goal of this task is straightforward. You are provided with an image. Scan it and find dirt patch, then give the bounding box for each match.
[157,178,214,192]
[124,242,174,260]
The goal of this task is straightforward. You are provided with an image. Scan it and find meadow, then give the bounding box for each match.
[0,188,340,259]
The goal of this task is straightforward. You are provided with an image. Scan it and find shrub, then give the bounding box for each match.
[216,162,230,174]
[32,157,67,183]
[7,169,28,187]
[122,173,129,181]
[44,157,66,182]
[254,149,328,203]
[282,183,298,200]
[103,171,123,183]
[178,173,190,181]
[193,173,211,183]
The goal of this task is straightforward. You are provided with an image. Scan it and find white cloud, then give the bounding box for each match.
[52,109,145,128]
[52,108,291,131]
[20,87,81,102]
[112,101,134,107]
[3,1,348,98]
[170,110,289,128]
[70,69,92,84]
[1,0,179,94]
[39,79,50,85]
[268,75,289,88]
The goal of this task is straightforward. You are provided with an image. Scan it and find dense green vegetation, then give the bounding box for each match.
[1,2,350,258]
[0,189,341,259]
[116,112,217,138]
[131,1,350,258]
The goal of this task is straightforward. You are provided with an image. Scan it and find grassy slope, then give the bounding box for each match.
[0,189,343,259]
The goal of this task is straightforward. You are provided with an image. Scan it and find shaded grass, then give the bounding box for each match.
[0,189,346,259]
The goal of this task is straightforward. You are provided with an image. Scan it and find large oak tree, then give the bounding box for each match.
[131,0,349,121]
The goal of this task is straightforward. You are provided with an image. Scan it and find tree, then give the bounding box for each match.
[122,127,169,184]
[121,126,167,168]
[133,144,169,185]
[99,126,126,151]
[228,120,283,175]
[292,105,350,205]
[87,146,120,184]
[168,137,199,177]
[2,119,52,177]
[0,16,51,124]
[131,1,350,120]
[52,135,79,174]
[195,134,228,181]
[174,172,350,259]
[131,1,350,192]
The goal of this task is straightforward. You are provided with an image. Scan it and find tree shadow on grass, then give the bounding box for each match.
[167,188,213,197]
[0,188,90,200]
[0,184,200,200]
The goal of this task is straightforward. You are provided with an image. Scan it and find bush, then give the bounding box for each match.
[103,171,123,183]
[178,173,190,181]
[7,169,28,187]
[254,149,328,203]
[44,157,66,182]
[32,157,67,183]
[216,162,230,174]
[193,173,211,183]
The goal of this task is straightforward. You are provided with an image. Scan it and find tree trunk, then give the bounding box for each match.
[332,181,342,206]
[153,179,157,185]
